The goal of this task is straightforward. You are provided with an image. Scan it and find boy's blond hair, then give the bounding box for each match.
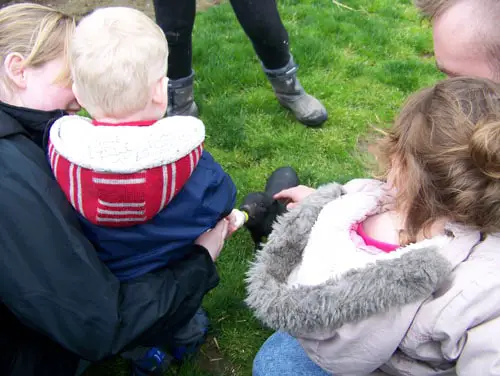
[0,3,75,98]
[71,7,168,118]
[374,77,500,240]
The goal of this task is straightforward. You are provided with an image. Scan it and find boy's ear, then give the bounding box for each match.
[71,83,84,108]
[152,76,168,107]
[4,53,27,89]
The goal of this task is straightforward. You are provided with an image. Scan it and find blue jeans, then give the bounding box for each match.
[253,332,331,376]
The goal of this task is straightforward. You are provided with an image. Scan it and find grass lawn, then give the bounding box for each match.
[85,0,443,375]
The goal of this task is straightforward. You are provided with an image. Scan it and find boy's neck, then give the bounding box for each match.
[92,106,164,124]
[92,118,158,127]
[93,115,162,124]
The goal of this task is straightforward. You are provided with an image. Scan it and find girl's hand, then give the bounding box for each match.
[195,219,229,261]
[273,185,317,209]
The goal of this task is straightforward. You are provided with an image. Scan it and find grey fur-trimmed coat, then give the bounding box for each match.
[246,179,500,375]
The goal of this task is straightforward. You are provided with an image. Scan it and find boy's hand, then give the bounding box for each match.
[195,219,229,261]
[225,209,247,238]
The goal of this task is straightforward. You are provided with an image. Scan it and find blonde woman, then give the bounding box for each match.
[0,4,228,375]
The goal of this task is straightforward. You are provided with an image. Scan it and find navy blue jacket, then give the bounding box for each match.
[80,151,236,281]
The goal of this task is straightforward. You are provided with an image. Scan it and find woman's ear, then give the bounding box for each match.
[152,76,168,108]
[4,53,27,89]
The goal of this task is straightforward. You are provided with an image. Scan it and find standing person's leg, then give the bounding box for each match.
[153,0,199,117]
[230,0,290,70]
[229,0,328,127]
[253,332,331,376]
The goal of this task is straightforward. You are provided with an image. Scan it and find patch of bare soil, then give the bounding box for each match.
[4,0,222,18]
[195,335,238,375]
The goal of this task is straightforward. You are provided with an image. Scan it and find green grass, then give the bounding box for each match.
[85,0,443,375]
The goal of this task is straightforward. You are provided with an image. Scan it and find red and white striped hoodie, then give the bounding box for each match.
[48,115,205,227]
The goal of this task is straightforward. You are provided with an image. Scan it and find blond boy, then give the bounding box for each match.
[48,7,237,282]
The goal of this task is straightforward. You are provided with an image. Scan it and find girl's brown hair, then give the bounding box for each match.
[375,77,500,240]
[0,3,75,96]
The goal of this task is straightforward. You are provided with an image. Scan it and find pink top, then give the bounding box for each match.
[354,223,399,253]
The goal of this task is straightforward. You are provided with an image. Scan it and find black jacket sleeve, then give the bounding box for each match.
[0,163,219,361]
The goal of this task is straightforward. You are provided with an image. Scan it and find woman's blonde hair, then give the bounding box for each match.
[375,77,500,239]
[0,3,75,96]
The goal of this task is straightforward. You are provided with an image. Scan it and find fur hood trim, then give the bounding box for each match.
[245,183,453,337]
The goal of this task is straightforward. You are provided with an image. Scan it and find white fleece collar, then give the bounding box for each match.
[49,115,205,173]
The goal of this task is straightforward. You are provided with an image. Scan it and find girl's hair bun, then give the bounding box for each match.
[470,117,500,180]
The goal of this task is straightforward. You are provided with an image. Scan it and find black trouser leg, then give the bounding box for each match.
[229,0,291,69]
[154,0,291,75]
[153,0,197,79]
